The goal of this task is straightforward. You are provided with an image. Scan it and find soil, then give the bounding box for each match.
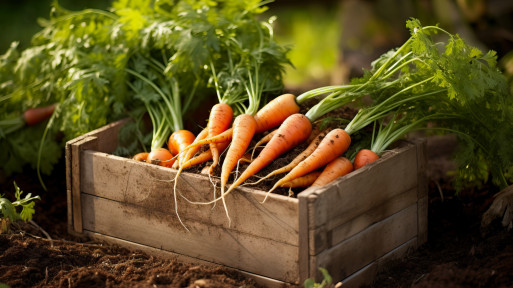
[1,134,513,288]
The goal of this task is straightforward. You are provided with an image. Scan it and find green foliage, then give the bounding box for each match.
[304,267,335,288]
[299,18,513,191]
[0,182,40,224]
[0,0,290,177]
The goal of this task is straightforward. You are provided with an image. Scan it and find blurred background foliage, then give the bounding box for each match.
[0,0,111,51]
[1,0,512,91]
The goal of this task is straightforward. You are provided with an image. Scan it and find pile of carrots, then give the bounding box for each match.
[133,92,363,197]
[127,18,513,228]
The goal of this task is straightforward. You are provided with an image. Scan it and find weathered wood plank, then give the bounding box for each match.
[85,232,299,288]
[82,119,129,154]
[70,136,98,233]
[319,187,418,254]
[310,204,418,282]
[413,139,429,246]
[80,150,299,245]
[301,143,418,232]
[339,238,418,288]
[298,192,310,284]
[81,194,300,283]
[417,196,428,245]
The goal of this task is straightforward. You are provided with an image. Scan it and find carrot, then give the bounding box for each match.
[206,103,233,170]
[217,114,257,223]
[353,149,380,169]
[186,113,311,223]
[311,157,353,187]
[265,128,351,200]
[180,140,230,170]
[253,93,300,134]
[220,113,313,197]
[179,93,300,154]
[181,127,209,166]
[249,130,328,185]
[146,148,176,168]
[281,171,322,188]
[133,152,149,162]
[168,129,196,166]
[23,104,56,126]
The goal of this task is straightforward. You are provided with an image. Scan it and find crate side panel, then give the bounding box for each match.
[340,238,418,288]
[308,144,418,231]
[418,195,428,245]
[81,194,299,283]
[85,232,298,288]
[311,204,418,282]
[308,187,417,255]
[326,187,417,253]
[80,150,299,246]
[81,119,129,154]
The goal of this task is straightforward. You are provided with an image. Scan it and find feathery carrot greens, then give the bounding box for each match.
[0,0,290,183]
[296,18,512,189]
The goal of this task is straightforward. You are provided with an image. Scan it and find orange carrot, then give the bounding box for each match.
[206,103,233,170]
[353,149,380,170]
[218,114,257,224]
[311,157,353,187]
[281,171,322,188]
[179,140,230,170]
[179,93,300,154]
[266,128,351,200]
[181,127,209,166]
[253,93,300,134]
[219,113,313,198]
[168,129,196,166]
[249,130,328,185]
[23,103,56,126]
[146,148,176,168]
[133,152,149,162]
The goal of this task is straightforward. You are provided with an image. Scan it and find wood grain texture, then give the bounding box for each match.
[81,194,300,283]
[70,136,98,233]
[301,144,418,231]
[67,120,427,286]
[310,204,418,282]
[84,232,300,288]
[79,150,299,245]
[339,238,418,288]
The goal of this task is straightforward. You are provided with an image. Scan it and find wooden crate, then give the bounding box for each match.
[66,119,428,287]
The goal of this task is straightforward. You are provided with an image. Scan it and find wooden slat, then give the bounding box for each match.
[413,139,429,246]
[80,150,299,246]
[66,118,129,234]
[417,196,428,245]
[310,204,418,282]
[81,194,300,283]
[340,238,418,288]
[412,138,428,199]
[85,232,298,288]
[326,187,418,252]
[302,143,418,232]
[70,136,98,233]
[80,119,129,154]
[66,139,74,234]
[298,192,310,284]
[301,143,418,255]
